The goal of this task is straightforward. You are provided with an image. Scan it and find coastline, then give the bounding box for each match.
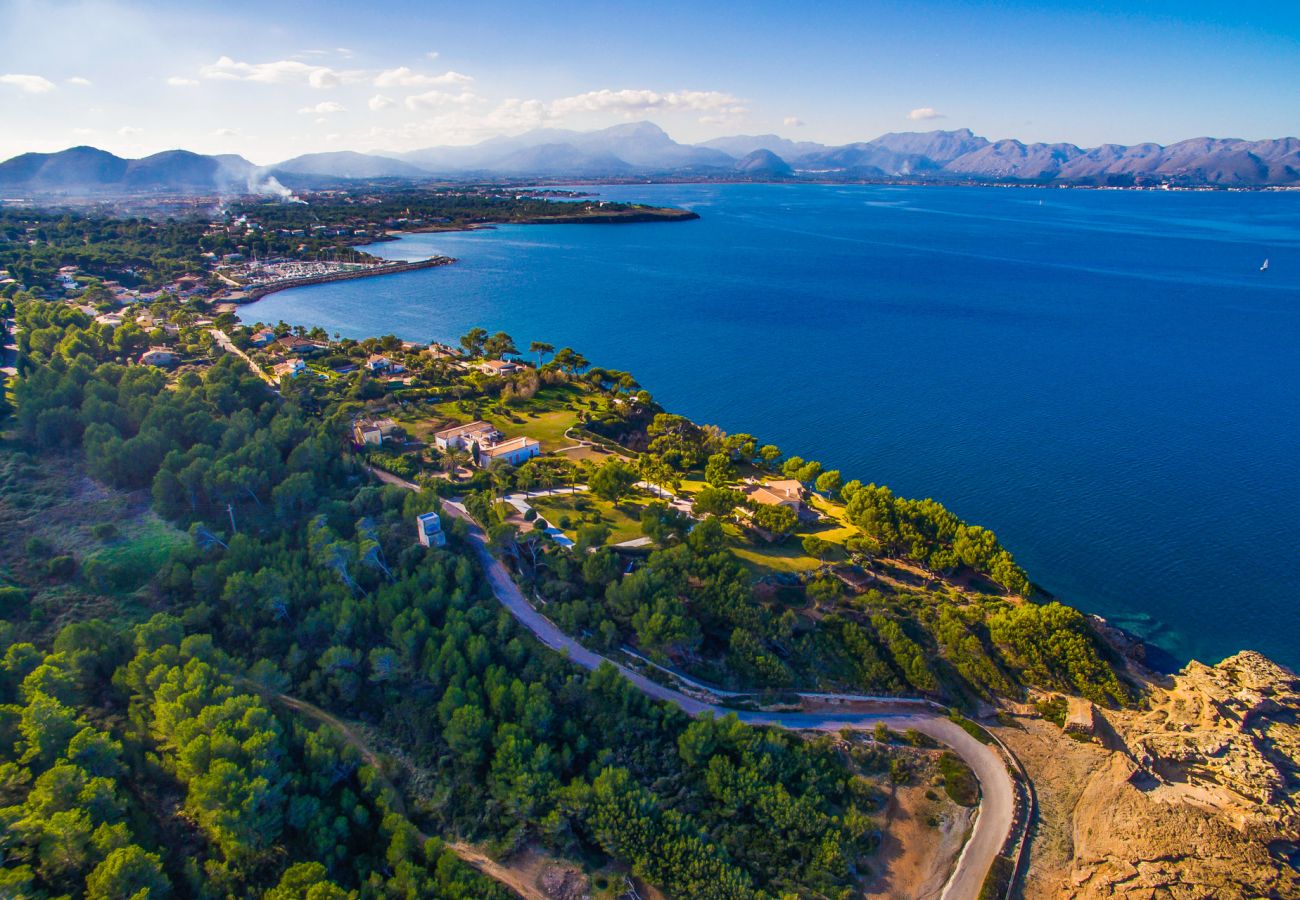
[223,255,455,304]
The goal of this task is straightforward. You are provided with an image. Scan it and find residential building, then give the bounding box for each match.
[353,417,399,446]
[478,359,522,376]
[434,420,500,452]
[477,436,541,467]
[273,358,308,380]
[276,335,326,355]
[416,511,446,547]
[366,354,391,373]
[249,328,277,347]
[426,342,460,360]
[742,478,805,511]
[139,347,180,367]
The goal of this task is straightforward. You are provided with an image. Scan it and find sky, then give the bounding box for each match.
[1,0,1298,164]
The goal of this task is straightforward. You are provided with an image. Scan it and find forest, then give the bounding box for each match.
[1,308,906,899]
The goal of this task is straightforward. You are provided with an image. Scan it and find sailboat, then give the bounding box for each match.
[1260,258,1269,272]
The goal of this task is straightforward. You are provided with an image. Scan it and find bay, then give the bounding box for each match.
[246,183,1300,670]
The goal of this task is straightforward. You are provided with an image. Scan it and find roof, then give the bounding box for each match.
[355,417,397,432]
[434,420,498,441]
[479,359,520,372]
[743,480,803,507]
[480,436,540,458]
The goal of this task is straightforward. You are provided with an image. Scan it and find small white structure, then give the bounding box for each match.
[478,436,541,467]
[249,328,276,347]
[416,511,446,547]
[366,354,391,373]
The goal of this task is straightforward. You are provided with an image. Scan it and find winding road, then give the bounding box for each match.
[437,499,1016,900]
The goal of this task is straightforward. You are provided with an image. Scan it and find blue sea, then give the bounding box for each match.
[246,183,1300,670]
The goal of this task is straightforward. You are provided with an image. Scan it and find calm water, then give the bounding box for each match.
[248,183,1300,670]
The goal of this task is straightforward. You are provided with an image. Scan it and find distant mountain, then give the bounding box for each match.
[484,143,634,176]
[696,134,826,161]
[0,146,257,194]
[269,151,431,180]
[733,149,793,177]
[391,121,733,174]
[3,125,1299,197]
[867,128,989,164]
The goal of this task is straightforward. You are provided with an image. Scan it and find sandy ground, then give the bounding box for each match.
[864,781,975,899]
[991,716,1109,898]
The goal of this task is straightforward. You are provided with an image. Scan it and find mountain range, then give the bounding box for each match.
[3,122,1299,196]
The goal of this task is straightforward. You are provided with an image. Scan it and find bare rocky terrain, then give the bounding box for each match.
[1003,651,1300,898]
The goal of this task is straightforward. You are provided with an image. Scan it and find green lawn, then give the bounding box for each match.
[403,384,605,451]
[529,492,650,545]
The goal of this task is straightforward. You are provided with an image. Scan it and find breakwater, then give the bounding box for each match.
[234,256,455,304]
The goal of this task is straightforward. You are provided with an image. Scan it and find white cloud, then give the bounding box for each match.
[66,76,92,87]
[426,51,440,60]
[784,116,804,127]
[369,94,397,111]
[200,55,352,88]
[71,127,97,137]
[166,76,199,87]
[0,73,57,94]
[336,48,354,59]
[549,88,746,119]
[213,127,241,137]
[404,90,478,110]
[299,100,347,115]
[117,126,143,137]
[375,67,474,88]
[908,107,945,121]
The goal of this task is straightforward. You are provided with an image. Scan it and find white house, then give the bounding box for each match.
[353,417,398,446]
[477,436,541,467]
[416,511,446,547]
[273,358,308,380]
[478,359,523,376]
[434,420,500,452]
[139,347,179,367]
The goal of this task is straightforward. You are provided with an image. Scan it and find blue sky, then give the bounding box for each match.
[2,0,1297,162]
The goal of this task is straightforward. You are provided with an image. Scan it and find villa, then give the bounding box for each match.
[277,335,326,355]
[353,417,399,446]
[139,347,179,367]
[477,436,541,467]
[249,328,277,347]
[742,478,805,511]
[434,420,501,452]
[273,358,308,380]
[478,359,522,376]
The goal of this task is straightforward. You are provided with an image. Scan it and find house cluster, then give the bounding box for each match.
[433,420,541,467]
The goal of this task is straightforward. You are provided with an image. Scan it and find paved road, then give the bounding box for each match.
[439,499,1015,900]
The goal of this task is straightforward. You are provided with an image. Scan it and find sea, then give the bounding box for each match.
[245,183,1300,671]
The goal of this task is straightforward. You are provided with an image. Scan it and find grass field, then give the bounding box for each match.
[398,383,604,451]
[529,492,650,546]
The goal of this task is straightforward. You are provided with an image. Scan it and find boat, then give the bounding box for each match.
[1260,258,1269,271]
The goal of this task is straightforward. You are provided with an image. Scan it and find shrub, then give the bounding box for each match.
[47,555,77,579]
[0,585,29,616]
[91,522,119,541]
